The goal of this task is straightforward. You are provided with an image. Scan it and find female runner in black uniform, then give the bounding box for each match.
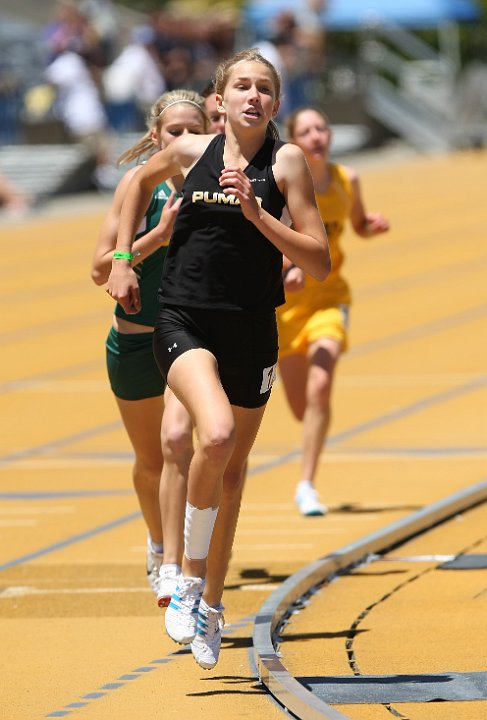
[107,48,330,670]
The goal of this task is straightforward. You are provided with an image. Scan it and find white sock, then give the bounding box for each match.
[200,598,224,612]
[184,502,218,560]
[297,480,314,492]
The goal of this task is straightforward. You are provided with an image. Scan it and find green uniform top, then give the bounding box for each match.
[115,180,174,327]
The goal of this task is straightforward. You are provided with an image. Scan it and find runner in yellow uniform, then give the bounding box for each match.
[277,107,390,516]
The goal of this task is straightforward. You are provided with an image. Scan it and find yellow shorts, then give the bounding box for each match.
[277,304,349,358]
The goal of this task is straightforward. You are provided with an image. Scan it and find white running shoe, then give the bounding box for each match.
[165,576,205,645]
[295,482,327,517]
[146,536,164,596]
[191,599,225,670]
[157,564,181,608]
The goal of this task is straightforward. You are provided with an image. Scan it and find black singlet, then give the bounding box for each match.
[157,133,286,312]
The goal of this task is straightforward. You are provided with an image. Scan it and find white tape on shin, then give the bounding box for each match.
[184,502,218,560]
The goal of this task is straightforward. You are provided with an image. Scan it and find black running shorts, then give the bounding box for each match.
[153,305,278,409]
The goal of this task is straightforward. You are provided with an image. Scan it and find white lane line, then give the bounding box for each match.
[249,451,487,463]
[235,543,314,549]
[0,586,150,597]
[4,450,486,471]
[241,583,281,591]
[239,517,308,524]
[381,554,456,562]
[8,374,481,393]
[1,584,281,598]
[314,452,487,461]
[237,528,346,535]
[0,506,75,515]
[131,546,146,553]
[241,498,455,511]
[0,459,132,469]
[239,514,381,523]
[337,373,485,386]
[8,381,108,393]
[242,503,296,510]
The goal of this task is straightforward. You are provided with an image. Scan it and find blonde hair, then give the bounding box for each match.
[214,48,281,140]
[117,89,209,166]
[285,106,330,141]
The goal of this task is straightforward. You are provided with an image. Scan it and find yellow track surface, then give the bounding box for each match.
[1,148,486,719]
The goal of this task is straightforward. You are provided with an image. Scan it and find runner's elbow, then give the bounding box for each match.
[91,267,107,286]
[313,253,331,282]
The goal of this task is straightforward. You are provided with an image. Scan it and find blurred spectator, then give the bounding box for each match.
[42,0,106,67]
[150,8,235,92]
[255,37,284,76]
[44,49,115,189]
[79,0,120,65]
[294,0,327,64]
[161,46,195,91]
[257,9,326,120]
[103,25,167,131]
[44,49,106,139]
[3,1,247,147]
[256,16,306,120]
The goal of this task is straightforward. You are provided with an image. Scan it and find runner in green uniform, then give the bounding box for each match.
[91,89,209,604]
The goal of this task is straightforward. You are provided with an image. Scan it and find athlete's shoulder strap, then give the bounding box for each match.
[332,163,353,199]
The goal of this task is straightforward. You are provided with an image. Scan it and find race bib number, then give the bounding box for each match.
[260,363,277,394]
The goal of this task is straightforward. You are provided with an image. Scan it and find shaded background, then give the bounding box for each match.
[1,0,487,206]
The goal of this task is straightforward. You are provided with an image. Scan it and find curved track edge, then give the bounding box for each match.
[252,479,487,719]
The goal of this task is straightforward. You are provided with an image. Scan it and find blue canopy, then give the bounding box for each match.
[244,0,481,34]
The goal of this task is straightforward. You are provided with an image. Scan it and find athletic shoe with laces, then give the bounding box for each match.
[295,482,327,517]
[165,575,205,645]
[146,536,164,596]
[157,563,181,608]
[191,599,225,670]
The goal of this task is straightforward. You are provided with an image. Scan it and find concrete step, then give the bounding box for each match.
[0,143,95,199]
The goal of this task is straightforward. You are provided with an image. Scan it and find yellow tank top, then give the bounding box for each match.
[283,163,353,310]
